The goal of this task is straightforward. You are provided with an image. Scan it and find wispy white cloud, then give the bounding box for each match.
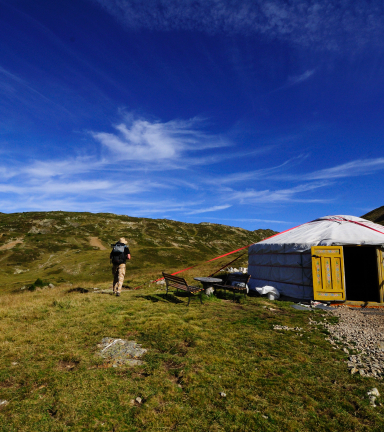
[303,158,384,180]
[288,70,315,86]
[0,65,71,114]
[205,154,308,185]
[225,181,331,204]
[1,109,383,218]
[91,0,384,51]
[186,205,231,215]
[271,69,316,93]
[91,115,229,164]
[199,217,292,224]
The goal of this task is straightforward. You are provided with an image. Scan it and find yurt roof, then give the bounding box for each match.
[250,215,384,254]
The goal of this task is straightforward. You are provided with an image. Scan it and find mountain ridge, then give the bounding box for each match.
[361,206,384,226]
[0,211,276,289]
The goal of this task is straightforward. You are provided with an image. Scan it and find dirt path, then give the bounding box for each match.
[0,238,24,250]
[89,237,107,250]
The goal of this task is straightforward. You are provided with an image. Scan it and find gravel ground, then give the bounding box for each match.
[314,306,384,379]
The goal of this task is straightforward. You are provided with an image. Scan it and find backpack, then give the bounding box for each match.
[111,243,126,265]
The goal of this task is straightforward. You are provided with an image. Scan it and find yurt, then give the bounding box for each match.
[248,215,384,303]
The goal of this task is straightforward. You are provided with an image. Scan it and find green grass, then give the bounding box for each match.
[1,282,384,431]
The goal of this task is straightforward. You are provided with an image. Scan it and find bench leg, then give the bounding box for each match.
[166,286,168,299]
[187,292,191,306]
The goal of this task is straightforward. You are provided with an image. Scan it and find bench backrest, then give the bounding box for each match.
[162,272,189,289]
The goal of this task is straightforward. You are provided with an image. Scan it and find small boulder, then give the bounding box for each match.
[368,388,380,397]
[49,283,55,288]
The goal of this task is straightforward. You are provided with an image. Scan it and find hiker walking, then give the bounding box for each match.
[110,237,131,297]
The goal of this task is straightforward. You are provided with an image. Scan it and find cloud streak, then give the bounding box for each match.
[1,111,384,218]
[303,158,384,180]
[186,205,231,215]
[92,0,384,51]
[225,182,331,204]
[91,115,229,164]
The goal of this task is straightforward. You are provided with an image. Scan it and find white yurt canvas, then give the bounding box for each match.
[248,215,384,301]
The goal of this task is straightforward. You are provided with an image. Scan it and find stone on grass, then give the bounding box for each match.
[49,283,55,288]
[135,397,142,404]
[220,392,226,397]
[0,400,9,408]
[98,337,147,367]
[368,388,380,397]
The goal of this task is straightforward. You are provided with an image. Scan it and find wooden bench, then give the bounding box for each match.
[213,273,251,300]
[162,272,204,305]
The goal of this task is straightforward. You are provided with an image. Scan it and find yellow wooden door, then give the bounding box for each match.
[311,246,345,301]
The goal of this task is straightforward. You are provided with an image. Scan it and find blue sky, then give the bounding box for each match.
[1,0,384,231]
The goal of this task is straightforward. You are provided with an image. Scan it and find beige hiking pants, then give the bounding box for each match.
[112,263,126,293]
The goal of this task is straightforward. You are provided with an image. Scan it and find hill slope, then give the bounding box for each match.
[361,206,384,225]
[0,212,276,289]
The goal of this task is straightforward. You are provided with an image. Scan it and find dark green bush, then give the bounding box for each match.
[34,278,44,287]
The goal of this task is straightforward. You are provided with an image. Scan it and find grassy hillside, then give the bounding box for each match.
[0,212,275,291]
[362,206,384,226]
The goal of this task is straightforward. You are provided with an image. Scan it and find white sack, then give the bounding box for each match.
[255,285,280,299]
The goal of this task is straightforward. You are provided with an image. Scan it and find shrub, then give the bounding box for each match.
[34,278,44,287]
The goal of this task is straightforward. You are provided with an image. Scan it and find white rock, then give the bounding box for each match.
[368,388,380,397]
[0,400,9,407]
[220,392,226,397]
[49,283,55,288]
[135,397,142,404]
